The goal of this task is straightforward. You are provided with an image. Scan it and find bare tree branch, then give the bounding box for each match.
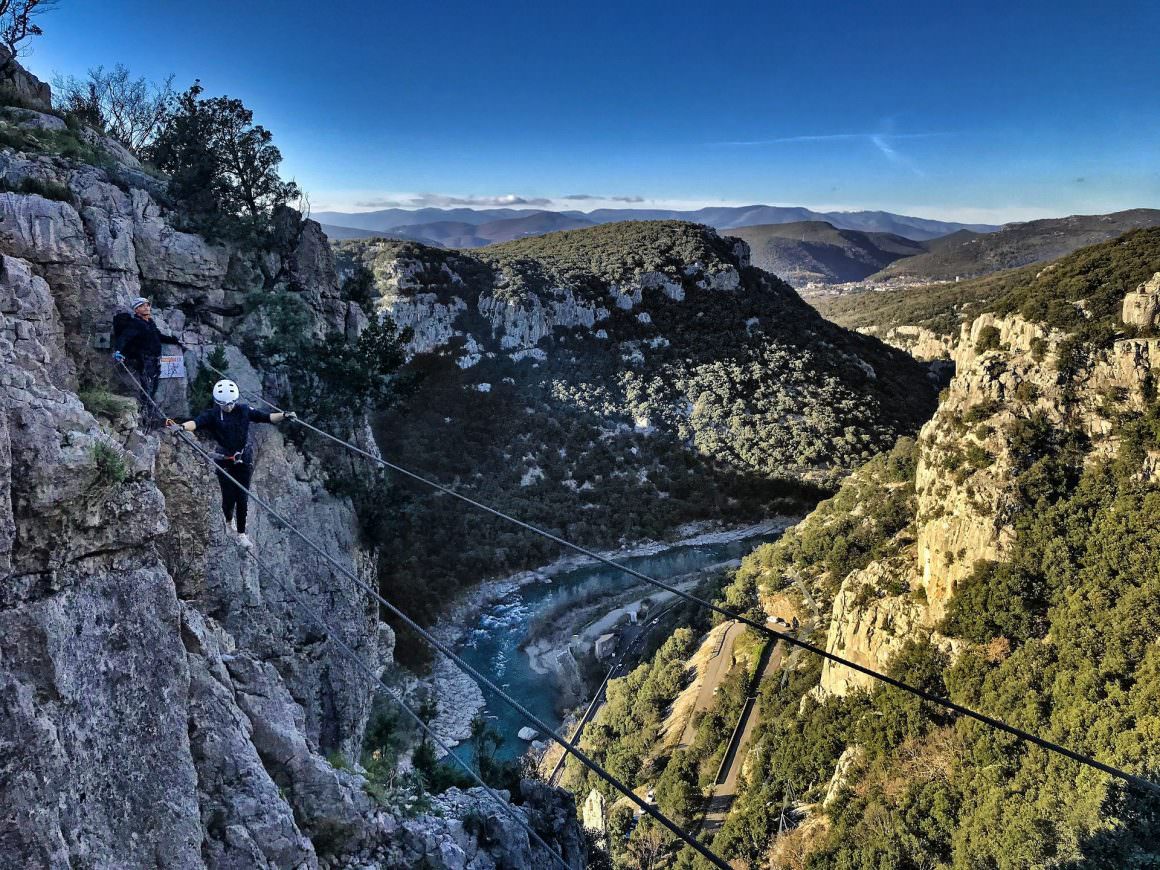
[52,64,176,155]
[0,0,59,56]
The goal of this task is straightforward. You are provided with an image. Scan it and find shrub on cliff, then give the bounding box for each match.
[974,324,1002,353]
[940,560,1047,643]
[0,0,55,56]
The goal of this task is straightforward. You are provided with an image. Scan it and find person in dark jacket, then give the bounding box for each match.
[112,296,182,406]
[171,378,296,548]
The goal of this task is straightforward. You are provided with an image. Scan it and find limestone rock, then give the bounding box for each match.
[823,746,865,806]
[818,559,925,696]
[815,309,1160,699]
[1122,272,1160,329]
[0,45,52,111]
[582,789,607,833]
[0,562,204,868]
[131,189,231,288]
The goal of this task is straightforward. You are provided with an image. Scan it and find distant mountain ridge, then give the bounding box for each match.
[314,204,998,246]
[868,208,1160,282]
[727,221,928,286]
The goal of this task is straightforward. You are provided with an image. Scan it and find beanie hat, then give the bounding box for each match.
[129,297,149,311]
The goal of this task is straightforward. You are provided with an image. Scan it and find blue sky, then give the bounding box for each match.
[28,0,1160,222]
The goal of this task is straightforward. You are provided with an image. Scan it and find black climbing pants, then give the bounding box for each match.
[124,355,162,426]
[215,460,253,534]
[127,355,161,398]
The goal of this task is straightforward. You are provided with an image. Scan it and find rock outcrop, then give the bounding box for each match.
[335,226,938,495]
[1123,272,1160,329]
[0,46,51,111]
[347,239,745,362]
[0,57,584,869]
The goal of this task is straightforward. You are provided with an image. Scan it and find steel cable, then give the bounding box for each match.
[119,359,735,870]
[234,544,572,870]
[191,355,1160,799]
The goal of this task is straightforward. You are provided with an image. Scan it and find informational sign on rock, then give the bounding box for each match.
[160,354,186,379]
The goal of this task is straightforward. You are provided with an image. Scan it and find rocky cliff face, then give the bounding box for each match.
[342,237,742,363]
[0,57,583,869]
[858,323,956,362]
[815,307,1160,696]
[336,224,938,490]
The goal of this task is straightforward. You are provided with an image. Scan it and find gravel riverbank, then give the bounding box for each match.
[415,517,800,753]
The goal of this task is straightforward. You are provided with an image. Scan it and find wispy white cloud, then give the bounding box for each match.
[869,134,927,177]
[708,129,947,178]
[319,192,721,213]
[310,191,1055,226]
[353,192,553,209]
[708,132,949,147]
[563,193,645,203]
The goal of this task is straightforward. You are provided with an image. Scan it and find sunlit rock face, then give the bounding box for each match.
[1122,272,1160,329]
[816,309,1160,698]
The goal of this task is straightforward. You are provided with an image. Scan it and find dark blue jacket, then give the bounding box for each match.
[114,314,180,362]
[193,403,273,461]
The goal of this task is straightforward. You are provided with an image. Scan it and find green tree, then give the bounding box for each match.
[654,750,701,823]
[940,560,1048,644]
[148,82,300,232]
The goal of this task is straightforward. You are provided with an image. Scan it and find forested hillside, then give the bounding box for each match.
[727,221,926,287]
[332,222,938,641]
[868,209,1160,283]
[817,227,1160,357]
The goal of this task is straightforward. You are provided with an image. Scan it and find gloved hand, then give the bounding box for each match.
[284,411,298,422]
[112,351,125,362]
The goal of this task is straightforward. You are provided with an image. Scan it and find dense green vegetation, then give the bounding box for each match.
[331,227,937,661]
[816,266,1027,337]
[148,81,301,242]
[801,439,1160,867]
[990,227,1160,334]
[675,389,1160,868]
[559,607,764,867]
[730,436,919,612]
[818,227,1160,343]
[478,220,743,298]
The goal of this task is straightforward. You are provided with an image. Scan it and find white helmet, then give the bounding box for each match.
[212,379,240,407]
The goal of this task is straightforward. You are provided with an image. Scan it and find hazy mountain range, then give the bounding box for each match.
[727,221,928,286]
[868,207,1160,282]
[317,206,1160,290]
[315,204,999,248]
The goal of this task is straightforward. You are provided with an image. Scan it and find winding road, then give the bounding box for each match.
[699,640,785,833]
[677,620,745,749]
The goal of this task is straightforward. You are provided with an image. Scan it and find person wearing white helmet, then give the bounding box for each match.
[171,378,296,548]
